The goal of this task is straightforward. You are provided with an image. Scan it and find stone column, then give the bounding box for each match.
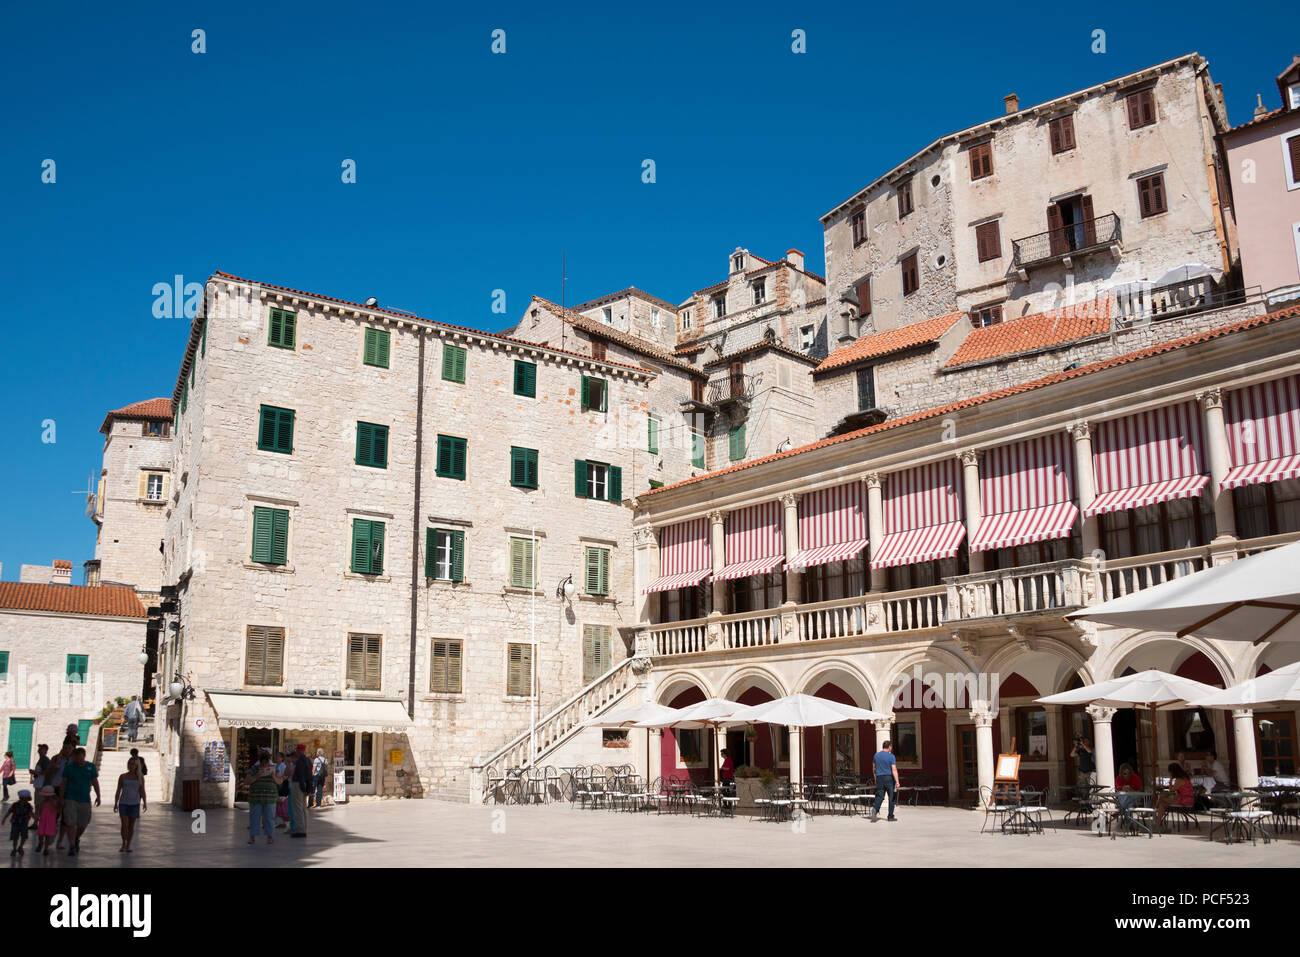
[1087,705,1117,791]
[865,473,887,592]
[871,717,894,778]
[959,449,985,573]
[1071,421,1100,558]
[632,526,657,626]
[789,726,803,790]
[1199,389,1237,542]
[781,492,800,606]
[970,702,996,807]
[1232,708,1259,789]
[709,510,726,616]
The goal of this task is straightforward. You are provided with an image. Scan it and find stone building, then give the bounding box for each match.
[0,580,147,770]
[1221,57,1300,304]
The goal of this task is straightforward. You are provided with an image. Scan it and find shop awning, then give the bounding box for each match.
[207,691,413,733]
[1222,374,1300,490]
[969,502,1079,552]
[1084,476,1209,517]
[1087,401,1207,517]
[789,539,869,571]
[643,518,711,594]
[714,555,786,581]
[870,523,966,569]
[642,568,712,594]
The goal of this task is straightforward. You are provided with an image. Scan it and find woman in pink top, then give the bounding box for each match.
[1155,763,1194,827]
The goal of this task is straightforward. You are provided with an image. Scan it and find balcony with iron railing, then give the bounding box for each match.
[1011,212,1121,272]
[705,372,759,407]
[646,531,1300,659]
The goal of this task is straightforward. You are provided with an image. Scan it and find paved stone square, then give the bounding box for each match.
[3,799,1297,868]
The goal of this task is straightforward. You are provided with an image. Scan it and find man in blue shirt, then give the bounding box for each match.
[870,740,900,822]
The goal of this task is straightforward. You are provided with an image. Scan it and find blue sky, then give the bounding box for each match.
[0,1,1291,583]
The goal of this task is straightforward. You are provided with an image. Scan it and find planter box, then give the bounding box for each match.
[735,777,784,810]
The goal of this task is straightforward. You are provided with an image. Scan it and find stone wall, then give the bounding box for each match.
[96,419,170,598]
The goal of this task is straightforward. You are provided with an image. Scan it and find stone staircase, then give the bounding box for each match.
[466,657,641,802]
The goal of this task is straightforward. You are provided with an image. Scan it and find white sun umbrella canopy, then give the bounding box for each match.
[726,693,887,727]
[1154,263,1215,286]
[1191,660,1300,710]
[635,698,747,788]
[582,702,678,729]
[1066,540,1300,644]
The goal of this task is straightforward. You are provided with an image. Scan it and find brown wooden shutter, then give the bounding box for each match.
[1047,203,1065,256]
[1080,194,1096,246]
[1127,92,1142,128]
[1289,136,1300,182]
[246,627,265,684]
[856,277,872,315]
[976,221,1001,262]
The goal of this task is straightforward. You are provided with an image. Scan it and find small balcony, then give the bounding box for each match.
[1011,212,1121,276]
[705,372,759,414]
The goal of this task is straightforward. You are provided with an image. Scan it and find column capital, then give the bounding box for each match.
[1230,707,1254,720]
[707,509,726,526]
[871,716,895,734]
[1197,387,1224,411]
[957,448,982,468]
[1085,704,1117,724]
[780,492,800,509]
[1068,420,1091,441]
[863,472,881,490]
[632,526,656,547]
[969,703,995,728]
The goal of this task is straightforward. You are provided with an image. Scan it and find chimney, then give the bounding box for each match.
[786,248,805,271]
[51,560,72,585]
[1003,94,1019,114]
[1255,93,1268,119]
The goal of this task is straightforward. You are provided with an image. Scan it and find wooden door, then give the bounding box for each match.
[830,727,855,778]
[956,725,979,798]
[1256,711,1297,776]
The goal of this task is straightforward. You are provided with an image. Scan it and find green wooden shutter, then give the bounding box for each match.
[729,424,746,462]
[277,409,294,453]
[372,424,388,468]
[364,328,390,368]
[0,651,9,680]
[66,654,88,682]
[437,435,451,476]
[201,318,207,356]
[356,422,372,465]
[508,644,533,696]
[252,507,273,562]
[259,407,294,454]
[514,360,536,397]
[180,380,188,414]
[271,509,289,564]
[246,626,266,684]
[599,548,610,595]
[443,344,467,383]
[371,522,384,575]
[269,308,296,349]
[574,459,587,497]
[510,447,525,487]
[580,375,590,409]
[451,530,465,582]
[608,466,622,503]
[352,519,379,574]
[452,437,466,479]
[433,640,464,693]
[648,416,659,453]
[585,547,601,595]
[509,537,534,588]
[424,527,436,579]
[692,430,705,468]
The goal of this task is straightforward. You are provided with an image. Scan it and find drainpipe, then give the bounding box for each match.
[408,328,426,719]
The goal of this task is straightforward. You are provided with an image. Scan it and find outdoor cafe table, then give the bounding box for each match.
[1095,791,1156,839]
[1208,791,1273,845]
[1000,789,1050,835]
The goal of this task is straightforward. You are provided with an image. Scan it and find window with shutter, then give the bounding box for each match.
[430,639,463,694]
[582,625,612,684]
[257,405,295,454]
[1287,134,1300,187]
[969,142,993,180]
[901,253,919,296]
[436,435,467,479]
[591,339,607,361]
[856,367,876,412]
[350,519,385,575]
[729,424,746,462]
[363,328,390,368]
[513,360,537,397]
[856,277,872,316]
[356,422,389,468]
[584,546,610,596]
[509,536,536,588]
[648,416,660,454]
[251,506,289,565]
[975,220,1002,263]
[268,308,297,349]
[180,380,188,414]
[896,179,914,218]
[507,643,533,697]
[850,208,867,246]
[245,626,285,686]
[510,447,539,489]
[346,634,381,691]
[691,429,705,468]
[65,654,88,683]
[1049,114,1076,154]
[581,376,608,412]
[0,652,8,681]
[1126,88,1156,130]
[441,343,467,383]
[1137,173,1167,218]
[586,462,608,500]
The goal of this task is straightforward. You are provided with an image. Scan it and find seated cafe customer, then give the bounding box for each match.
[1155,763,1194,828]
[1114,764,1142,821]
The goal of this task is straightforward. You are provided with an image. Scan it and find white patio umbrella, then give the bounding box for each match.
[1038,670,1222,789]
[635,698,747,788]
[1190,660,1300,710]
[726,693,889,786]
[1066,540,1300,644]
[582,702,679,780]
[1154,263,1215,286]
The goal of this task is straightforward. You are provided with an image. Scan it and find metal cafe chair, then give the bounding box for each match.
[978,785,1015,834]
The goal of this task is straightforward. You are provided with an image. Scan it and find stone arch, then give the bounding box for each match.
[1239,640,1300,682]
[655,670,714,706]
[879,644,979,710]
[720,664,789,703]
[1099,632,1234,686]
[793,657,879,709]
[981,636,1097,699]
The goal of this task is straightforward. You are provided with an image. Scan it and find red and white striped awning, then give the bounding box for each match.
[871,461,965,569]
[791,482,868,570]
[716,501,783,582]
[643,518,710,594]
[970,433,1077,552]
[1085,401,1207,517]
[1222,374,1300,491]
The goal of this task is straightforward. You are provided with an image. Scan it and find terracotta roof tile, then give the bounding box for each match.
[100,398,172,434]
[643,301,1299,498]
[531,297,704,375]
[570,287,681,313]
[0,582,147,618]
[943,298,1112,369]
[816,312,966,374]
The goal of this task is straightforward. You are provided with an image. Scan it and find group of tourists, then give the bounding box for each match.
[246,743,321,844]
[0,724,150,858]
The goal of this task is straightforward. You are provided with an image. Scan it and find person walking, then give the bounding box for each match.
[246,749,280,845]
[274,752,291,829]
[31,744,50,811]
[45,749,68,850]
[58,747,100,857]
[289,744,311,837]
[35,785,59,856]
[719,748,736,797]
[870,739,900,823]
[1,751,15,802]
[113,757,147,853]
[129,748,149,781]
[3,789,32,857]
[123,697,144,743]
[62,724,80,751]
[310,749,328,808]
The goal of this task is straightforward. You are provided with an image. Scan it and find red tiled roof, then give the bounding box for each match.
[100,397,172,434]
[0,582,146,618]
[206,272,654,377]
[643,301,1299,498]
[570,287,680,313]
[52,561,72,570]
[531,297,704,375]
[1223,105,1297,136]
[943,298,1112,369]
[816,312,966,374]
